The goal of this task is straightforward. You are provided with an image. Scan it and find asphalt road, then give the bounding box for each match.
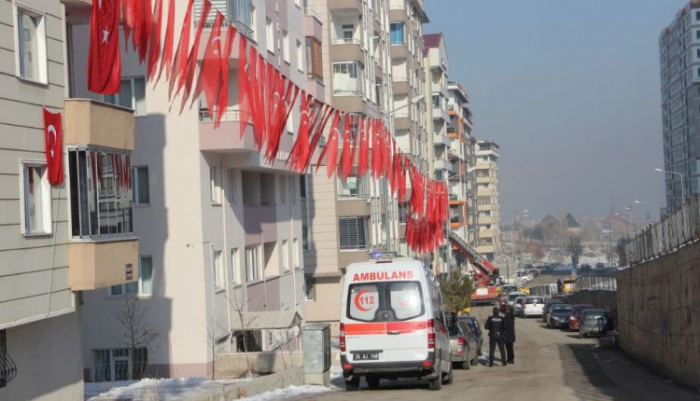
[297,305,700,401]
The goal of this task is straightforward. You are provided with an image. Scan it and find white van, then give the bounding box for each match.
[339,257,452,391]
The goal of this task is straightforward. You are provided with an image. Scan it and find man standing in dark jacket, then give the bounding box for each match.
[504,306,516,364]
[484,307,507,366]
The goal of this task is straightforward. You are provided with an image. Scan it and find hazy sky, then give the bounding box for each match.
[423,0,688,224]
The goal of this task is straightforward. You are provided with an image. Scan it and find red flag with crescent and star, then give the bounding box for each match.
[42,107,63,185]
[87,0,121,94]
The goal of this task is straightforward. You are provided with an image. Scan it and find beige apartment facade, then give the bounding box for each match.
[1,0,141,399]
[70,0,310,380]
[475,140,501,261]
[302,0,401,331]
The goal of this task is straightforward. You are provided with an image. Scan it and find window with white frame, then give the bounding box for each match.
[20,162,51,235]
[132,166,150,205]
[104,78,147,116]
[341,24,354,43]
[210,166,221,204]
[296,39,303,72]
[246,246,259,282]
[213,250,224,290]
[293,238,300,269]
[266,18,274,53]
[338,217,367,250]
[332,62,363,95]
[68,148,133,238]
[282,240,289,272]
[282,30,290,63]
[280,176,286,203]
[226,168,236,204]
[92,348,148,381]
[230,248,240,285]
[110,256,153,296]
[15,6,47,83]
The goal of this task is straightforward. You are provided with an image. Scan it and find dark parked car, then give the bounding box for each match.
[448,320,479,369]
[595,262,605,270]
[579,309,607,338]
[458,315,483,356]
[568,304,594,331]
[542,299,565,323]
[579,264,592,272]
[546,304,573,329]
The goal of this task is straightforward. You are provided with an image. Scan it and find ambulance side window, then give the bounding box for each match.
[347,284,380,321]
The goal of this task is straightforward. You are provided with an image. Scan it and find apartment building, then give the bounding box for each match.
[388,0,429,258]
[67,0,310,380]
[659,2,700,211]
[1,1,140,398]
[302,0,399,331]
[424,32,451,274]
[475,140,501,261]
[446,81,477,248]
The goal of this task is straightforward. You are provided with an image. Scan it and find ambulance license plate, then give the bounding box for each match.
[353,352,379,361]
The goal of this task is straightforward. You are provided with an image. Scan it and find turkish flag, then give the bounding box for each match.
[214,24,238,127]
[147,0,163,80]
[42,107,63,185]
[177,0,212,113]
[191,11,224,113]
[155,0,175,84]
[87,0,120,94]
[169,0,194,100]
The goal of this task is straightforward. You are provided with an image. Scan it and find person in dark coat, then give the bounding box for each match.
[504,306,516,364]
[484,306,507,367]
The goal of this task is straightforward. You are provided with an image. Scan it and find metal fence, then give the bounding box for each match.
[575,275,617,292]
[624,195,700,265]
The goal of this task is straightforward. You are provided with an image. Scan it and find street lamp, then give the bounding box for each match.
[655,167,687,203]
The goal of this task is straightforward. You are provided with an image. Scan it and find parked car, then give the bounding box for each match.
[579,309,607,338]
[542,299,565,323]
[507,292,528,311]
[579,264,592,272]
[519,296,545,318]
[568,304,594,331]
[546,304,573,329]
[513,296,527,316]
[448,320,479,369]
[501,284,518,295]
[458,315,483,356]
[595,262,606,270]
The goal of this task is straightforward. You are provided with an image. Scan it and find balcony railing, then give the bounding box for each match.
[199,108,241,122]
[332,37,362,45]
[337,169,371,199]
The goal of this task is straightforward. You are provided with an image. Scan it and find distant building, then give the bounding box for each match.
[475,140,500,260]
[565,213,582,236]
[659,1,700,210]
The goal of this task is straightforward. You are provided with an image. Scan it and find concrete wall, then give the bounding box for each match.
[617,241,700,390]
[566,290,617,313]
[215,351,303,378]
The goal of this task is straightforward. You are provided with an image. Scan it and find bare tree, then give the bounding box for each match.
[229,293,261,379]
[111,295,160,379]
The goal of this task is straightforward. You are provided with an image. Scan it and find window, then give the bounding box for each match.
[333,62,363,95]
[282,30,290,63]
[390,22,404,45]
[213,250,224,290]
[266,18,274,53]
[104,78,147,116]
[21,163,51,235]
[337,168,369,198]
[293,238,300,269]
[282,240,289,271]
[15,7,47,83]
[304,277,315,301]
[339,217,367,250]
[246,246,259,282]
[68,149,133,238]
[210,166,221,204]
[346,281,424,322]
[296,40,303,71]
[227,168,236,204]
[110,256,153,295]
[0,329,16,388]
[230,248,240,285]
[280,176,286,203]
[92,348,148,381]
[305,37,323,81]
[398,202,408,223]
[341,24,354,43]
[697,30,700,40]
[290,176,297,204]
[132,166,150,205]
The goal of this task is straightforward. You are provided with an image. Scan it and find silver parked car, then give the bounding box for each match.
[448,320,478,370]
[579,309,607,338]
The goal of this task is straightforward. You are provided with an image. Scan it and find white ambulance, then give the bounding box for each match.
[339,257,452,391]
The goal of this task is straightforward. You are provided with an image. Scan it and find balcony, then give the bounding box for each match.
[433,106,449,122]
[393,80,410,95]
[69,238,139,291]
[64,99,134,150]
[389,8,408,22]
[433,133,450,147]
[332,95,367,114]
[329,0,363,14]
[339,249,370,269]
[479,216,493,225]
[391,43,409,59]
[330,38,364,63]
[199,109,257,153]
[434,158,450,171]
[476,175,491,184]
